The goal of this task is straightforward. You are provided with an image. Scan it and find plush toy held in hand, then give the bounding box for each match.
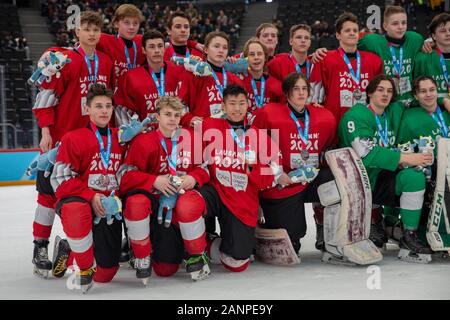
[94,191,122,225]
[171,56,213,77]
[118,116,151,144]
[288,165,319,184]
[27,143,60,177]
[28,51,71,87]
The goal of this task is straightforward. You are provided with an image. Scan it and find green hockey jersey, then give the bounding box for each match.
[414,49,450,100]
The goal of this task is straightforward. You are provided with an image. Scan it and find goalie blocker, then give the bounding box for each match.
[318,148,382,265]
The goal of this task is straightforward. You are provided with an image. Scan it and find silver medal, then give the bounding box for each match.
[169,175,182,188]
[99,174,110,187]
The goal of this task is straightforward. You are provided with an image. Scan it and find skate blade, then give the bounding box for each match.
[190,265,211,282]
[81,283,94,294]
[33,266,49,278]
[321,252,357,266]
[398,249,432,264]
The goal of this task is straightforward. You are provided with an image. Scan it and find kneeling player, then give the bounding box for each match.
[181,85,282,272]
[398,76,450,257]
[252,72,337,255]
[50,84,125,292]
[339,75,434,262]
[118,96,210,284]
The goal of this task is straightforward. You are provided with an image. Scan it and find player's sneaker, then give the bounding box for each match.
[52,236,71,278]
[32,239,52,278]
[185,252,210,281]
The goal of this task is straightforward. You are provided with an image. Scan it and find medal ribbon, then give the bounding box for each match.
[118,35,137,69]
[157,130,177,176]
[368,105,389,147]
[338,47,361,88]
[149,65,165,97]
[431,106,449,138]
[78,46,98,85]
[289,108,309,148]
[211,68,228,98]
[290,54,310,79]
[251,77,266,108]
[388,44,403,79]
[91,121,111,173]
[436,48,449,89]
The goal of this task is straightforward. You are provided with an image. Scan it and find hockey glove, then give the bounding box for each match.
[118,116,151,144]
[27,143,60,177]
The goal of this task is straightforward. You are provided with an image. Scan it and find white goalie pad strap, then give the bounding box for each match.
[179,217,206,241]
[318,180,341,206]
[400,190,425,210]
[351,137,374,159]
[34,204,56,226]
[33,89,59,109]
[68,231,93,253]
[125,217,150,241]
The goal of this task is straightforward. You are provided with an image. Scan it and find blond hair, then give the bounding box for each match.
[112,4,144,25]
[156,96,184,113]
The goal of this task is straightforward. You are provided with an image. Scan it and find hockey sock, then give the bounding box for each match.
[124,194,152,259]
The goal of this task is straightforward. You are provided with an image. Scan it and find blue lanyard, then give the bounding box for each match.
[211,69,227,98]
[229,126,246,149]
[149,66,165,97]
[437,48,449,88]
[290,54,310,79]
[339,48,361,87]
[389,44,403,78]
[375,114,389,147]
[93,123,111,172]
[124,41,137,69]
[431,106,449,138]
[78,46,98,85]
[289,109,309,147]
[251,77,265,108]
[159,131,177,175]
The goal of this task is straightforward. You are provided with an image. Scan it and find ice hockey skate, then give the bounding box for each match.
[134,256,151,286]
[77,265,96,294]
[52,235,71,278]
[398,229,433,264]
[185,252,210,281]
[318,148,382,265]
[32,239,52,278]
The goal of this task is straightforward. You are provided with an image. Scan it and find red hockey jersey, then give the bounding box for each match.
[267,53,312,82]
[118,128,210,196]
[240,73,284,117]
[163,40,204,62]
[201,118,278,227]
[97,33,146,91]
[113,62,182,129]
[33,49,113,145]
[309,49,383,122]
[178,68,244,127]
[253,103,336,199]
[51,126,125,202]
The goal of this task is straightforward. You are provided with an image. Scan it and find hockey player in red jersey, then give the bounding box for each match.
[309,12,383,122]
[240,38,284,122]
[50,84,125,293]
[31,11,113,277]
[114,30,183,128]
[96,4,146,93]
[163,12,204,62]
[118,96,210,284]
[267,24,313,82]
[179,31,244,127]
[253,73,337,253]
[231,23,279,61]
[181,85,283,272]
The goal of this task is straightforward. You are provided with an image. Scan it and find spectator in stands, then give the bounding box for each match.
[186,2,199,20]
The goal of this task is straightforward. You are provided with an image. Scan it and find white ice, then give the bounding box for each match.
[0,185,449,300]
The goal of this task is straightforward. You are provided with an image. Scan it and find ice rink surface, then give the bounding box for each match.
[0,185,449,300]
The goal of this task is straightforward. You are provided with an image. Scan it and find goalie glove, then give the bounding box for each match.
[118,116,151,144]
[288,165,319,184]
[171,56,212,77]
[157,193,179,228]
[94,191,123,225]
[223,58,248,75]
[27,143,60,177]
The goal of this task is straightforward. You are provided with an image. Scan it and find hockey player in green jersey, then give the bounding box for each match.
[398,76,450,253]
[414,13,450,100]
[339,74,434,261]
